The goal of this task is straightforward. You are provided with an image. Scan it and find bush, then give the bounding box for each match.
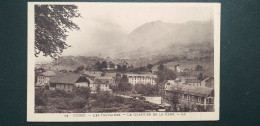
[74,86,91,99]
[56,101,69,109]
[95,91,114,108]
[70,96,88,109]
[134,84,159,96]
[35,90,47,106]
[103,108,119,112]
[130,108,145,112]
[114,96,125,104]
[129,99,158,111]
[50,90,74,98]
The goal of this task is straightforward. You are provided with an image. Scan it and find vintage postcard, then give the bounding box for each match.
[27,2,220,122]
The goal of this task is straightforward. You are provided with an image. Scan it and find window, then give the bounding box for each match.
[198,97,201,102]
[191,96,194,101]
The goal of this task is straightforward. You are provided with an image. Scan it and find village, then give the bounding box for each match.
[35,58,214,113]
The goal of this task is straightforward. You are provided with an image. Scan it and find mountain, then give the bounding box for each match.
[42,20,214,70]
[49,56,104,71]
[115,20,214,59]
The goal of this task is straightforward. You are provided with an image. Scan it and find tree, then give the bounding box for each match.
[74,65,85,73]
[122,65,127,71]
[114,96,125,105]
[138,66,147,72]
[169,87,181,111]
[35,90,47,106]
[134,84,146,94]
[110,85,119,93]
[156,67,176,83]
[117,65,122,71]
[85,66,91,71]
[118,75,132,92]
[134,84,159,96]
[35,5,81,59]
[71,96,88,109]
[195,65,203,71]
[100,61,108,70]
[74,86,91,99]
[198,72,204,81]
[96,91,114,108]
[109,63,115,68]
[158,64,165,71]
[95,61,101,67]
[147,64,153,72]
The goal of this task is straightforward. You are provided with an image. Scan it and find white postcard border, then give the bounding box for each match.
[27,2,221,122]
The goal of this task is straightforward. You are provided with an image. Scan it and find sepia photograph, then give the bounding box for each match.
[27,2,220,121]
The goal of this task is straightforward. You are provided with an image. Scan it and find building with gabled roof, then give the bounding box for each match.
[164,80,214,110]
[49,73,90,92]
[201,76,214,88]
[35,71,56,88]
[126,73,157,85]
[90,76,115,93]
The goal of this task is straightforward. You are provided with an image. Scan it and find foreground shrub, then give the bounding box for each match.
[130,99,158,110]
[130,108,145,112]
[134,84,159,96]
[74,86,91,99]
[35,90,47,106]
[70,96,88,109]
[56,101,69,109]
[50,90,75,98]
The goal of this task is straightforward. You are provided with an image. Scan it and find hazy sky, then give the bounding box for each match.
[36,3,214,63]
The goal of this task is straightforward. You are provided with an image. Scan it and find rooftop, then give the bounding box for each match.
[84,70,102,77]
[126,73,157,78]
[50,73,88,84]
[38,71,56,77]
[104,72,117,78]
[95,76,114,80]
[165,81,213,97]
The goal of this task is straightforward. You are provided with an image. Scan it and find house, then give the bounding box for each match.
[180,76,199,83]
[186,79,201,87]
[176,66,190,73]
[90,76,115,93]
[127,74,157,85]
[164,80,180,89]
[164,80,214,110]
[201,77,214,88]
[176,66,185,73]
[35,71,56,88]
[49,73,90,92]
